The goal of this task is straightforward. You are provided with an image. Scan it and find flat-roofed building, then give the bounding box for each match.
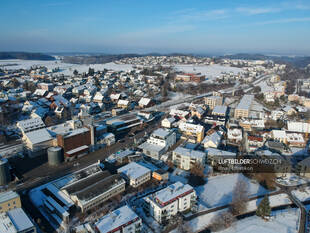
[117,162,151,188]
[139,128,176,160]
[95,205,142,233]
[0,208,36,233]
[144,182,196,223]
[172,146,206,170]
[0,191,21,213]
[179,122,204,143]
[63,173,125,212]
[234,95,254,119]
[204,96,223,109]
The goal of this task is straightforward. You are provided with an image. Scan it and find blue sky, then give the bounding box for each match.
[1,0,310,55]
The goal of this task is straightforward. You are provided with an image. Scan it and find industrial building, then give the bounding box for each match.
[62,172,125,212]
[0,191,21,213]
[0,208,36,233]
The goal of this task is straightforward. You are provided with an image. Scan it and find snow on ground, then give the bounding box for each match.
[168,92,192,101]
[169,168,189,184]
[276,174,308,187]
[292,186,310,202]
[174,64,244,81]
[219,209,300,233]
[246,193,292,212]
[257,80,274,92]
[0,59,133,75]
[196,174,269,209]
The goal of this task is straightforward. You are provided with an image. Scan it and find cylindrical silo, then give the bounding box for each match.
[47,147,64,166]
[0,158,11,186]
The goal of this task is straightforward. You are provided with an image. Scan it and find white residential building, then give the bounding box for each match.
[144,182,196,223]
[172,146,206,170]
[227,128,243,143]
[95,205,142,233]
[178,122,204,143]
[202,131,223,149]
[117,162,151,188]
[161,117,176,128]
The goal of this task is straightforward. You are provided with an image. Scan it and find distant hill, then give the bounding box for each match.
[62,54,143,64]
[220,53,310,68]
[0,52,55,60]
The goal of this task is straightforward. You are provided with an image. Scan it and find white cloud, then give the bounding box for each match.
[256,17,310,25]
[236,7,281,15]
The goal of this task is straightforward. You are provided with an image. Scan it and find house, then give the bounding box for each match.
[0,191,21,213]
[139,128,176,160]
[144,182,196,223]
[202,130,222,149]
[247,135,264,152]
[161,117,176,128]
[191,106,205,119]
[296,157,310,178]
[179,122,204,143]
[206,148,236,166]
[95,205,142,233]
[170,109,190,120]
[227,128,242,144]
[117,162,151,188]
[172,146,206,170]
[271,130,287,143]
[282,106,297,116]
[138,97,153,108]
[286,133,306,147]
[117,99,129,109]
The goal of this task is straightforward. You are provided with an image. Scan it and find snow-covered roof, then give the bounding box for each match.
[173,146,206,159]
[95,205,140,233]
[117,162,151,180]
[139,97,151,106]
[154,182,194,206]
[212,105,227,115]
[151,128,172,139]
[17,117,45,133]
[236,94,254,110]
[0,208,34,233]
[25,128,53,144]
[179,122,204,134]
[0,191,19,204]
[117,99,129,106]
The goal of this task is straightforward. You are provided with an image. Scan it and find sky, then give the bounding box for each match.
[1,0,310,55]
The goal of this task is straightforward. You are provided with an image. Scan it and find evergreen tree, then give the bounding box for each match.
[256,195,271,219]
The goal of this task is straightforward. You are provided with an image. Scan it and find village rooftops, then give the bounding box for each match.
[95,205,140,233]
[117,162,151,180]
[153,181,194,206]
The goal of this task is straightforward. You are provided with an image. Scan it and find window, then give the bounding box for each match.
[13,201,16,204]
[8,203,10,207]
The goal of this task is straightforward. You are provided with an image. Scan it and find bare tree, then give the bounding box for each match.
[209,211,235,232]
[230,175,249,216]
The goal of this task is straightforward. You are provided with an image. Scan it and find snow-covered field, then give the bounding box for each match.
[174,64,244,81]
[196,174,269,209]
[292,186,310,202]
[0,59,133,75]
[220,208,299,233]
[175,208,299,233]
